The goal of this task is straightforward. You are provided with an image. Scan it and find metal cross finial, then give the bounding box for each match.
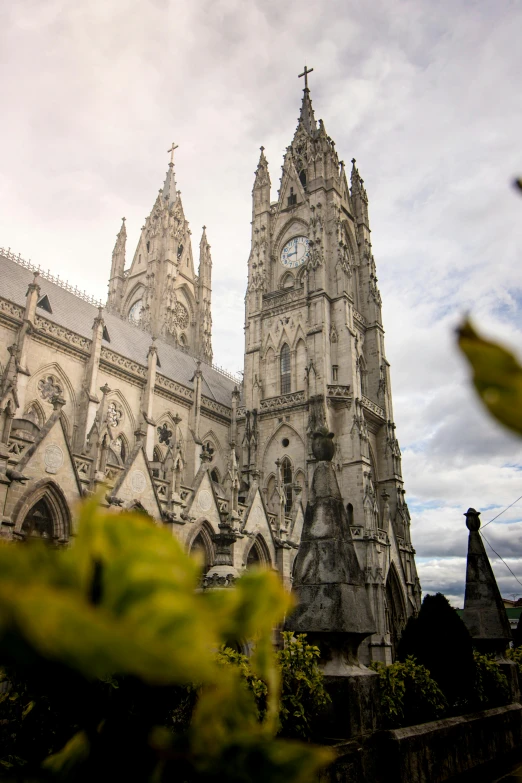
[298,65,314,90]
[167,142,179,165]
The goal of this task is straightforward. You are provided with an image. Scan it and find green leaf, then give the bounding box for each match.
[42,730,90,776]
[457,318,522,435]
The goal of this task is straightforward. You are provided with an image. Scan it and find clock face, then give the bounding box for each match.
[280,236,310,268]
[129,299,143,322]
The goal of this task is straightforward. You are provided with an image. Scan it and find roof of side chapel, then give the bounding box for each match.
[0,252,236,408]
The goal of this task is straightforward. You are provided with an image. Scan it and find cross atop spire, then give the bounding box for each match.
[296,67,317,136]
[162,142,179,207]
[167,142,179,166]
[298,65,314,91]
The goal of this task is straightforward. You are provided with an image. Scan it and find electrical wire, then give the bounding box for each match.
[480,530,522,590]
[481,494,522,529]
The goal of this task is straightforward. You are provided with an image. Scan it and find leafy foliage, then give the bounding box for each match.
[398,593,475,710]
[457,318,522,436]
[217,633,330,740]
[277,633,330,740]
[472,651,509,708]
[369,656,447,728]
[0,498,333,782]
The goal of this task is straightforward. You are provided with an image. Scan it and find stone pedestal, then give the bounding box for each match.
[320,670,381,740]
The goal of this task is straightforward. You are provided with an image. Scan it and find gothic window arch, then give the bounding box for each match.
[386,563,407,660]
[299,170,307,188]
[17,482,71,543]
[210,468,220,484]
[280,271,294,290]
[347,503,354,525]
[280,344,291,395]
[24,401,45,429]
[281,456,293,514]
[190,522,215,575]
[246,535,272,569]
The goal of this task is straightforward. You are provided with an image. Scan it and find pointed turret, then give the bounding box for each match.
[351,158,369,228]
[162,142,178,208]
[107,218,126,310]
[196,226,213,364]
[252,147,271,218]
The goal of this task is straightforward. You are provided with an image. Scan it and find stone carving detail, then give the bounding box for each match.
[173,302,189,329]
[327,385,351,399]
[45,444,64,474]
[156,374,194,401]
[130,470,146,494]
[202,572,236,589]
[198,489,212,512]
[74,457,91,477]
[157,422,172,445]
[34,316,91,351]
[361,395,385,419]
[0,298,24,321]
[260,391,305,411]
[201,397,231,418]
[107,401,123,428]
[100,347,147,379]
[353,309,367,327]
[38,375,63,401]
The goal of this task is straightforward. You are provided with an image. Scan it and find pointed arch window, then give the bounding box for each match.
[299,170,307,188]
[280,344,291,394]
[281,456,293,514]
[22,498,54,540]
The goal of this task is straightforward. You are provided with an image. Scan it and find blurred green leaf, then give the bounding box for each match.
[457,318,522,435]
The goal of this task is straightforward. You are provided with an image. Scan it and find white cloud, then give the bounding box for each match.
[1,0,522,600]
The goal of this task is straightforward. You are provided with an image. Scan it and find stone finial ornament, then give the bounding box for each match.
[311,426,335,461]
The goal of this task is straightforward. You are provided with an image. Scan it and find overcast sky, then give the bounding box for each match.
[1,0,522,605]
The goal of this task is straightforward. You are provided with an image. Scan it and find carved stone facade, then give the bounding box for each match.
[107,154,213,363]
[240,82,421,662]
[0,79,420,663]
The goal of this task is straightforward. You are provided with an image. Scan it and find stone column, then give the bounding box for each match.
[141,342,158,461]
[76,307,105,452]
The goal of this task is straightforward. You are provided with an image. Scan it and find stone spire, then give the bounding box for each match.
[162,142,179,207]
[297,65,317,136]
[196,226,213,364]
[461,508,512,654]
[253,147,271,190]
[107,218,127,309]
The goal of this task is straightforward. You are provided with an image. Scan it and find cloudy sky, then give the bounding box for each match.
[1,0,522,605]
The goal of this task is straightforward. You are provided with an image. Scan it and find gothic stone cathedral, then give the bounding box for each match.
[0,78,420,663]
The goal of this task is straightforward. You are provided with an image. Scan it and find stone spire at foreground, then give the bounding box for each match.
[461,508,511,654]
[287,429,375,674]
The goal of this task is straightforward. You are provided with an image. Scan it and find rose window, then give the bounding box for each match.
[173,302,189,329]
[38,375,63,401]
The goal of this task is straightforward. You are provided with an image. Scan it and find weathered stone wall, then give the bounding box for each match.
[320,704,522,783]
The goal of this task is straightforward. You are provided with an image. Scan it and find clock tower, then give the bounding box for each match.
[240,70,420,663]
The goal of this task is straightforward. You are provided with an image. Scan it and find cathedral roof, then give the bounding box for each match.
[0,252,236,408]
